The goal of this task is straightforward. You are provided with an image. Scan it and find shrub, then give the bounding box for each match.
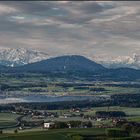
[0,130,3,134]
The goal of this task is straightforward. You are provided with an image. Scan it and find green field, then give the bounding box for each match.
[49,106,140,118]
[127,116,140,122]
[0,113,20,128]
[0,128,138,140]
[84,106,140,116]
[20,106,140,129]
[0,74,140,140]
[0,128,105,140]
[1,73,140,96]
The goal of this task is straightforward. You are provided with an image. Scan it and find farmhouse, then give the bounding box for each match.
[43,122,54,129]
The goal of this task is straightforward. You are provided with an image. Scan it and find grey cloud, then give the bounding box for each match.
[0,1,140,58]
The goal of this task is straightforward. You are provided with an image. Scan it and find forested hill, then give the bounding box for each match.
[1,55,140,81]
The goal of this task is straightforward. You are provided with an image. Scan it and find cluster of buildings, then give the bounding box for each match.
[10,106,130,130]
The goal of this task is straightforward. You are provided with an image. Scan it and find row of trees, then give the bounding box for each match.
[111,94,140,107]
[12,100,109,110]
[50,121,92,129]
[95,111,126,118]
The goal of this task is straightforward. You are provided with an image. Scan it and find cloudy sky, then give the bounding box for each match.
[0,1,140,58]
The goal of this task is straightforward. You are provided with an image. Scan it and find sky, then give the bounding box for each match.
[0,1,140,58]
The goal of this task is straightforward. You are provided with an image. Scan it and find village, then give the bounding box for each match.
[2,106,129,131]
[0,102,140,140]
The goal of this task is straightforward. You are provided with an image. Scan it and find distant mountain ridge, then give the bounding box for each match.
[1,47,140,70]
[0,47,49,67]
[93,53,140,69]
[1,54,140,81]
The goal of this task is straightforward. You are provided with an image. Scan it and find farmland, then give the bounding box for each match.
[0,113,20,128]
[0,128,139,140]
[0,106,140,133]
[1,73,140,98]
[0,73,140,140]
[0,128,105,140]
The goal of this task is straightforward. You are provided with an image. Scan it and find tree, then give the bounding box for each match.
[14,129,18,134]
[86,121,92,128]
[0,130,3,134]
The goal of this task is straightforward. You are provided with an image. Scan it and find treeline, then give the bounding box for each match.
[0,105,15,112]
[96,111,126,118]
[111,94,140,107]
[0,83,48,91]
[12,100,109,110]
[0,94,140,111]
[104,83,140,88]
[49,121,92,129]
[55,83,95,87]
[1,99,109,112]
[2,94,139,111]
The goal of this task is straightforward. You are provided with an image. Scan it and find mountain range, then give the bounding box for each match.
[1,47,140,81]
[1,54,140,81]
[0,47,49,67]
[93,54,140,69]
[0,47,140,69]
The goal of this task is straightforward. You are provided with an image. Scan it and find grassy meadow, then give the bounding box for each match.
[0,113,20,128]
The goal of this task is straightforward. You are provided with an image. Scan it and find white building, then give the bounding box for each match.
[43,122,54,129]
[44,123,50,129]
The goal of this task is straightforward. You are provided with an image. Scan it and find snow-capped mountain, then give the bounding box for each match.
[1,46,140,69]
[0,47,49,67]
[92,53,140,69]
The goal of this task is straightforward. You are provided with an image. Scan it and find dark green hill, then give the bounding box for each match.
[12,55,106,73]
[1,55,140,81]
